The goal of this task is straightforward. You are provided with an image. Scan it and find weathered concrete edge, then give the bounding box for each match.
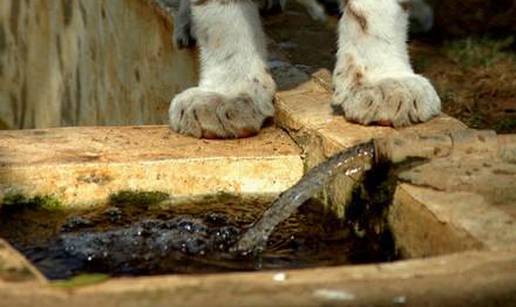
[0,155,303,209]
[1,249,515,306]
[392,184,516,257]
[0,239,47,284]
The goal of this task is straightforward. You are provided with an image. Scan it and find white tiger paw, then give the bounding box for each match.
[333,0,441,127]
[169,87,274,139]
[332,74,441,127]
[170,0,275,139]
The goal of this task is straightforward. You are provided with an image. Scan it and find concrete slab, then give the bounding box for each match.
[0,126,303,207]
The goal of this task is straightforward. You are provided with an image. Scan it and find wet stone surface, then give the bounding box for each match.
[0,196,397,280]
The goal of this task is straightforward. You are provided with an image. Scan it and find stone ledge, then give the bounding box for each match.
[0,239,46,284]
[273,63,516,257]
[274,65,467,217]
[391,184,516,258]
[0,249,515,306]
[0,126,303,207]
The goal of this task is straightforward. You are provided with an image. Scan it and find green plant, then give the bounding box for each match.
[444,36,515,68]
[52,274,110,288]
[2,193,63,210]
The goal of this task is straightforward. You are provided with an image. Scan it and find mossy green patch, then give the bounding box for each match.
[1,193,63,211]
[51,273,110,288]
[108,190,169,207]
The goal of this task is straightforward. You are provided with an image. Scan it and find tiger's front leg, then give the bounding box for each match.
[169,0,275,138]
[332,0,441,127]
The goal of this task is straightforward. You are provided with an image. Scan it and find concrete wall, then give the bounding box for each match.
[0,0,198,129]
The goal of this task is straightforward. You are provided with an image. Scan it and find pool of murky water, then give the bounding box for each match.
[0,193,397,280]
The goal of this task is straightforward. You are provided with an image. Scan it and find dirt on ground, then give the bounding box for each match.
[411,38,516,133]
[263,4,516,134]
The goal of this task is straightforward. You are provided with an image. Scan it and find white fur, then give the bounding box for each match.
[169,0,442,139]
[169,0,275,138]
[332,0,441,127]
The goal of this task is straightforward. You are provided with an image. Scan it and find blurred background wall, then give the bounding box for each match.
[431,0,516,37]
[0,0,197,130]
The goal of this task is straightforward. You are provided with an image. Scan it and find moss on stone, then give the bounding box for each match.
[51,273,110,288]
[1,193,63,211]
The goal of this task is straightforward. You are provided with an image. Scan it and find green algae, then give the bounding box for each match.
[51,273,110,288]
[1,193,63,211]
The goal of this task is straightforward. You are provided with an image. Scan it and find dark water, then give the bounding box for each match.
[0,195,396,280]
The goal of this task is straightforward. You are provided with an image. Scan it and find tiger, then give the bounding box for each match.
[164,0,441,138]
